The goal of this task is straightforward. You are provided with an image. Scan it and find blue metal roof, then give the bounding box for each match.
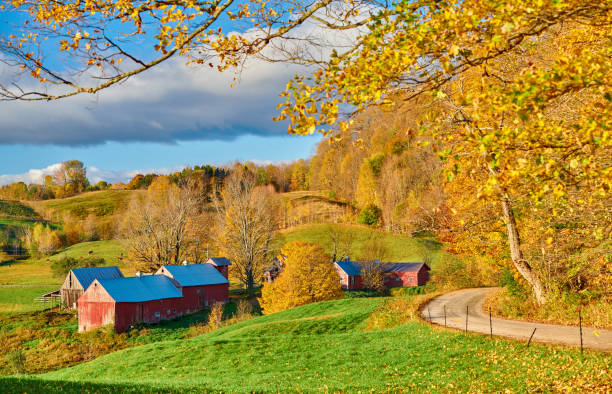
[335,261,362,276]
[96,275,182,302]
[381,262,428,273]
[335,261,428,276]
[160,264,229,287]
[72,266,124,290]
[207,257,232,266]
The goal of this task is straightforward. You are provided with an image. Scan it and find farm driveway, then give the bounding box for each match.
[422,287,612,352]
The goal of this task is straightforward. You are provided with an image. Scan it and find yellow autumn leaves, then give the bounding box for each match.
[260,241,343,315]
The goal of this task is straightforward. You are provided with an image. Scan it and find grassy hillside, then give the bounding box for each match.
[28,190,142,220]
[0,240,129,313]
[280,223,446,267]
[5,297,607,392]
[0,201,41,220]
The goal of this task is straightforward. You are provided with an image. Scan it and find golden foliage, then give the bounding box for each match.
[260,241,343,314]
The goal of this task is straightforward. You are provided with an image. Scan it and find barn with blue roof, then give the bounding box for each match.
[60,266,124,309]
[205,257,232,279]
[78,274,186,333]
[156,262,229,311]
[334,261,430,290]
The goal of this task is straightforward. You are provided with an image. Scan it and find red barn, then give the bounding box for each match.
[380,263,430,287]
[78,274,184,333]
[205,257,232,279]
[334,261,364,290]
[156,263,229,310]
[334,261,430,290]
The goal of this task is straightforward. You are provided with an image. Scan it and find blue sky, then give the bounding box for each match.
[0,3,339,185]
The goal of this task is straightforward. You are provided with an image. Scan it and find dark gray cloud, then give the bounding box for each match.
[0,57,299,146]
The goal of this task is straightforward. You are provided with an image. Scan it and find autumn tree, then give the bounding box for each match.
[0,0,378,101]
[279,0,611,305]
[53,160,89,196]
[260,241,343,314]
[325,225,354,262]
[214,166,277,297]
[122,178,203,271]
[358,260,385,293]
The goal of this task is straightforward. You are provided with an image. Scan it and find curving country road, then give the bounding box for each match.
[422,287,612,352]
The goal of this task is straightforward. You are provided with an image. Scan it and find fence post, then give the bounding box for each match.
[527,328,537,347]
[489,307,493,339]
[444,305,447,327]
[465,306,469,332]
[579,310,583,355]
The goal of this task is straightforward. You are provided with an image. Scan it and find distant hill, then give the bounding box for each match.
[28,190,143,221]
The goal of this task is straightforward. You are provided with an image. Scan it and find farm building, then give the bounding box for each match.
[334,261,430,290]
[60,266,124,309]
[156,263,229,310]
[78,274,184,333]
[263,254,286,283]
[206,257,232,279]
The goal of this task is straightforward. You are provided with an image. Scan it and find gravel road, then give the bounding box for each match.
[422,287,612,352]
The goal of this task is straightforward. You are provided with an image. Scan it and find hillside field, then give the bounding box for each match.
[280,223,446,267]
[2,297,609,392]
[27,190,141,221]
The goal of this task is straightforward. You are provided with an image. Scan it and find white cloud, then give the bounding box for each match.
[0,163,62,186]
[87,166,186,184]
[0,163,187,186]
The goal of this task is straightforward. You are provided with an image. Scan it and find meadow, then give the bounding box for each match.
[280,223,446,267]
[27,190,141,221]
[1,297,608,392]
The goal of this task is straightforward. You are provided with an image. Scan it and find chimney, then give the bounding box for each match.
[182,260,189,266]
[136,271,142,277]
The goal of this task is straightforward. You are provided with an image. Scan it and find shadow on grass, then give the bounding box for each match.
[0,376,206,394]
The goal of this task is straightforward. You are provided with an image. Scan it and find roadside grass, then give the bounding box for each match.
[22,297,611,392]
[280,223,447,267]
[486,287,612,329]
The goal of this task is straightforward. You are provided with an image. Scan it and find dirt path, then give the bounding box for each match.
[422,287,612,352]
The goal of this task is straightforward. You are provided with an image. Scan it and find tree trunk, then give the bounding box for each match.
[501,196,547,305]
[246,271,254,298]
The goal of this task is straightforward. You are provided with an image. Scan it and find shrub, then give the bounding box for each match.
[7,348,26,374]
[206,303,224,331]
[234,299,253,320]
[357,204,381,226]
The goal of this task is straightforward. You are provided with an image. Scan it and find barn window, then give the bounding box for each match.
[397,277,401,281]
[339,277,345,284]
[350,277,354,285]
[408,277,413,282]
[167,309,171,314]
[155,312,160,318]
[173,309,176,313]
[196,289,201,294]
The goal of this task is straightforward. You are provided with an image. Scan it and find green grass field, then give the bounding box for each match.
[280,223,446,267]
[28,190,142,220]
[0,286,60,314]
[1,297,605,392]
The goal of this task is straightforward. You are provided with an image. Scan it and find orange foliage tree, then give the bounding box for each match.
[260,241,343,314]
